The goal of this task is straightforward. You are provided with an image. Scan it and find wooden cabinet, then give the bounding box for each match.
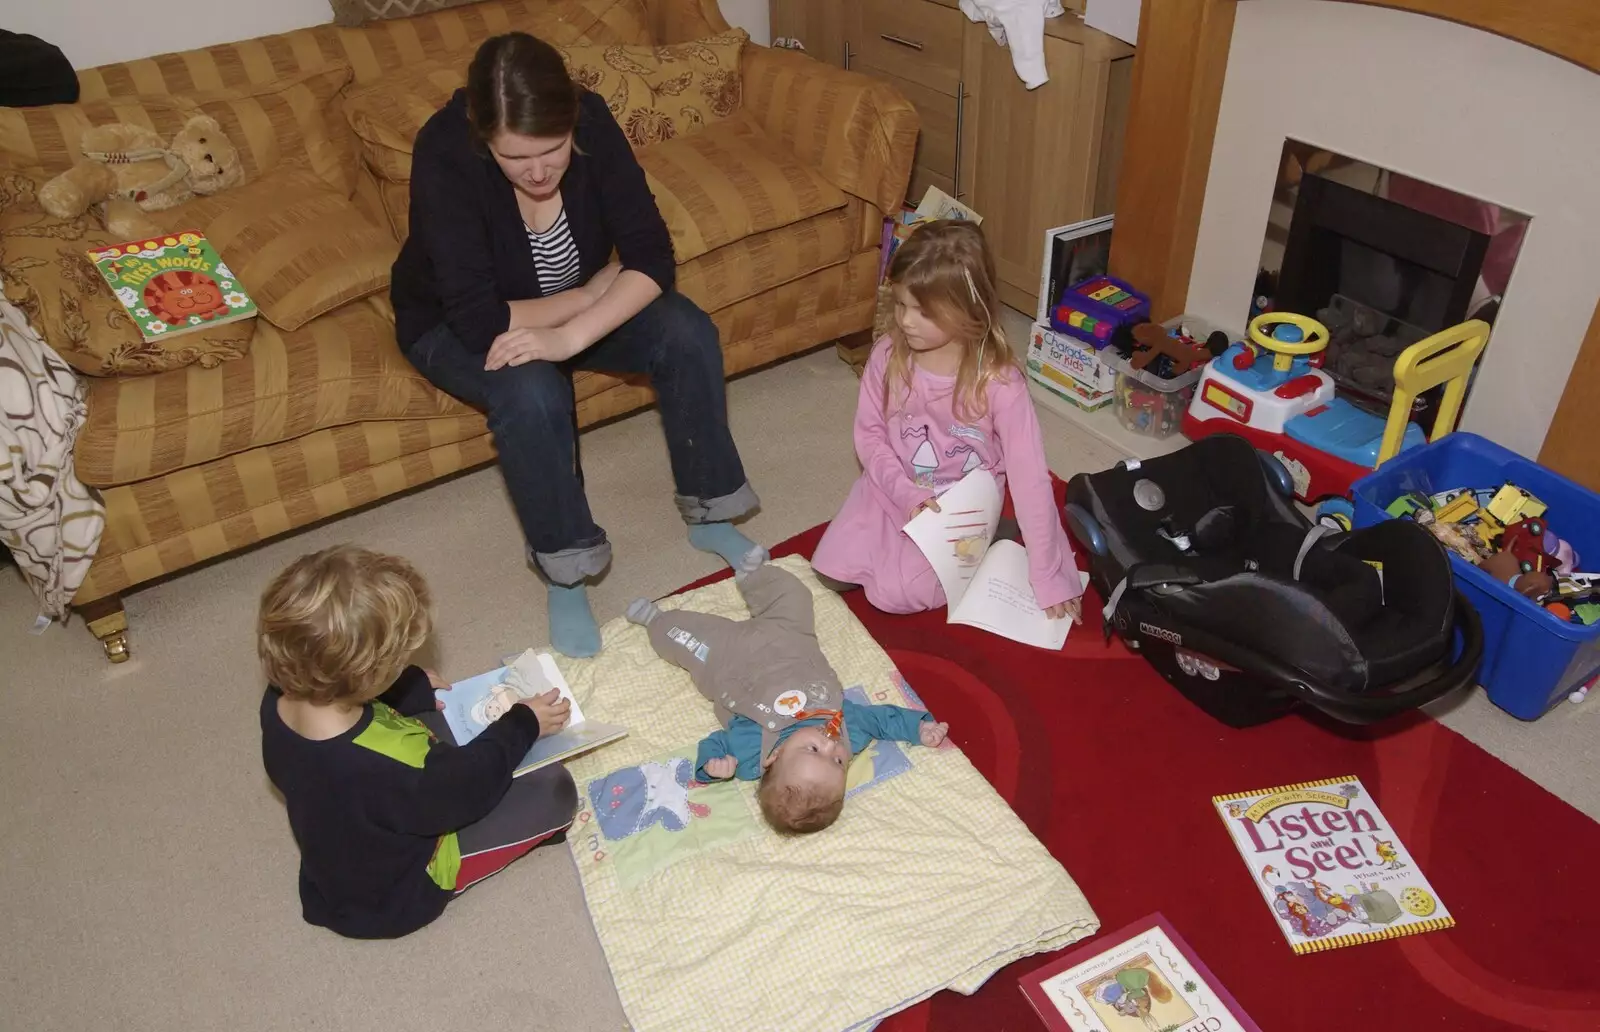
[767,1,1133,316]
[961,19,1134,314]
[769,0,845,67]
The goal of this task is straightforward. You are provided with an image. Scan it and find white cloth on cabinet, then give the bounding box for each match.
[959,0,1065,89]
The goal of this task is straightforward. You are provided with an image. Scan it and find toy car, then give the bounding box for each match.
[1181,313,1489,503]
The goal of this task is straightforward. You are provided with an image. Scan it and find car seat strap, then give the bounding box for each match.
[1293,524,1336,581]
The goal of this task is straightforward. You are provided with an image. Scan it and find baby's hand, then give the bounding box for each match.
[702,755,738,780]
[919,721,950,748]
[908,496,942,522]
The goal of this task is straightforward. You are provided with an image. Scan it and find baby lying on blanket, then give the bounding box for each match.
[627,552,949,835]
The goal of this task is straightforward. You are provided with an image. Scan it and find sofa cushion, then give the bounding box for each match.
[0,167,253,377]
[343,62,467,183]
[330,0,481,25]
[343,29,746,185]
[556,30,748,148]
[73,296,620,485]
[637,115,849,264]
[163,164,397,331]
[677,201,859,314]
[0,66,359,198]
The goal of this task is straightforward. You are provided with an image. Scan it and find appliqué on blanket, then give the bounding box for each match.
[577,683,938,889]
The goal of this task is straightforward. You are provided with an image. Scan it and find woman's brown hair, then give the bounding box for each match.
[466,32,580,144]
[883,219,1018,423]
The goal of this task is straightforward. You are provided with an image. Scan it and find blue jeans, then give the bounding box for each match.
[402,292,757,584]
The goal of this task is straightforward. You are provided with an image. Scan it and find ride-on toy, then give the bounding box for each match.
[1181,313,1489,504]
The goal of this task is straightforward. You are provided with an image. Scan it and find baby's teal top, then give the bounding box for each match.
[693,700,932,781]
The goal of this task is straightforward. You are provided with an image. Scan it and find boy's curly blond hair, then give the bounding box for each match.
[758,764,845,835]
[257,545,432,705]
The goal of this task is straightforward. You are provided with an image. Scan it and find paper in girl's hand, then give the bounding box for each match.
[903,468,1003,605]
[903,467,1083,651]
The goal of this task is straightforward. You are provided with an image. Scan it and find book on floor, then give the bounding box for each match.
[1019,913,1261,1032]
[86,230,257,343]
[903,467,1082,651]
[1213,775,1454,955]
[437,648,626,776]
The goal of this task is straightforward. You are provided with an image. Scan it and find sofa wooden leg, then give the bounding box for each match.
[835,329,874,378]
[77,596,131,664]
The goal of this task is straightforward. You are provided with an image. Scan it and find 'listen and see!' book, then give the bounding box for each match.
[1214,775,1454,954]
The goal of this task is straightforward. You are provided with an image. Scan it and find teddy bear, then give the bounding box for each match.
[38,115,244,239]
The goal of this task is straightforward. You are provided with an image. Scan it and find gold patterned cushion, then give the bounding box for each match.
[0,168,251,378]
[558,30,747,148]
[343,62,468,183]
[162,165,397,331]
[636,115,849,264]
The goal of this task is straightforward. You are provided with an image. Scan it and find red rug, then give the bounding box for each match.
[684,516,1600,1032]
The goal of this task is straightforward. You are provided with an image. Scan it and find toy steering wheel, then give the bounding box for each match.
[1248,313,1330,373]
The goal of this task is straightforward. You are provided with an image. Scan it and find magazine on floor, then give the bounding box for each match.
[1019,913,1261,1032]
[903,468,1082,651]
[437,648,626,776]
[1214,775,1454,954]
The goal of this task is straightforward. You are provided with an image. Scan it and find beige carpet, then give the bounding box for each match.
[3,343,1596,1032]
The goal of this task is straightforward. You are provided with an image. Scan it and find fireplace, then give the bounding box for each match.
[1248,141,1529,429]
[1174,0,1600,461]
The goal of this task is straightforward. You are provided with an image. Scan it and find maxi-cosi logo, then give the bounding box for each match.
[1139,621,1182,645]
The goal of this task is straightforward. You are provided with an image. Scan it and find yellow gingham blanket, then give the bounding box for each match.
[560,557,1098,1032]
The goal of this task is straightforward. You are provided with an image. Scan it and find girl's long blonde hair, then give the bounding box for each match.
[883,219,1018,423]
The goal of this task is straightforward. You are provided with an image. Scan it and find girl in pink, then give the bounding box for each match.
[813,220,1085,622]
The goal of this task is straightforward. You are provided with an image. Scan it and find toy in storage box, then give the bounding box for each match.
[1351,432,1600,720]
[1027,322,1115,411]
[1100,316,1219,438]
[1050,275,1150,347]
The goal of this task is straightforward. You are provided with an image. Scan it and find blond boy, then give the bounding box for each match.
[258,545,576,938]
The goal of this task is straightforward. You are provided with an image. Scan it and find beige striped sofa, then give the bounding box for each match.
[0,0,917,660]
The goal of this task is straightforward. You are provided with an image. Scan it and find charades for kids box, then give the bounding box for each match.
[1027,322,1115,411]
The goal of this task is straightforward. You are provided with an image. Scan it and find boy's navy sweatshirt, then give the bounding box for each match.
[260,666,540,939]
[389,88,677,354]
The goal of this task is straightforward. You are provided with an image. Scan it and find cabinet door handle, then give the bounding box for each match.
[954,81,966,199]
[843,40,852,69]
[879,33,925,51]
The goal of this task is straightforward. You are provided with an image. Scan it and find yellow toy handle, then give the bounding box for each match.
[1248,313,1331,373]
[1377,319,1490,467]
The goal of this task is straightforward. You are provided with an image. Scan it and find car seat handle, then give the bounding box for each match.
[1257,450,1295,498]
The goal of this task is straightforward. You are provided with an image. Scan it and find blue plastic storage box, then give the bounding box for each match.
[1350,432,1600,720]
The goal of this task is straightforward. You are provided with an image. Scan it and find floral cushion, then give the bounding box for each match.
[559,30,748,147]
[0,168,250,377]
[342,30,748,183]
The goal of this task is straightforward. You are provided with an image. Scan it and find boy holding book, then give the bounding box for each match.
[257,545,576,939]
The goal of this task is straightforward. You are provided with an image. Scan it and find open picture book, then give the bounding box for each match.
[1019,913,1260,1032]
[437,648,626,776]
[903,468,1082,651]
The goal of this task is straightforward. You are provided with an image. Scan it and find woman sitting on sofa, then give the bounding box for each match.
[391,32,761,658]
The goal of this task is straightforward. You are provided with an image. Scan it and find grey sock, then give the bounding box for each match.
[626,598,661,627]
[732,545,767,581]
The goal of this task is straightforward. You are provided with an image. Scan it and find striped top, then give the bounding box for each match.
[526,208,583,295]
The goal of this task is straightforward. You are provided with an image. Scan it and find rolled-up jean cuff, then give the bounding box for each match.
[675,482,760,525]
[531,539,612,586]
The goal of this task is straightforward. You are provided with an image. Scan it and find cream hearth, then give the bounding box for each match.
[1182,0,1600,460]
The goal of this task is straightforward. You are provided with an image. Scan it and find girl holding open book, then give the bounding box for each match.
[812,220,1085,624]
